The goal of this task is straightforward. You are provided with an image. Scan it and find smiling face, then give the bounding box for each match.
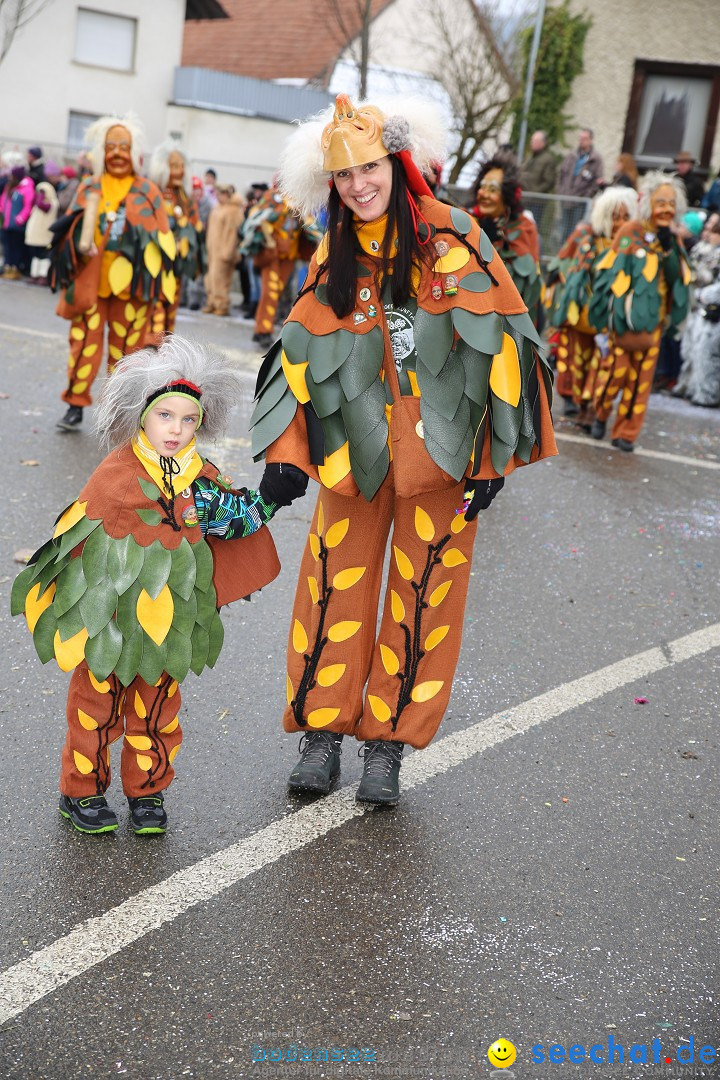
[168,151,185,187]
[476,167,505,219]
[104,125,133,179]
[142,396,201,456]
[650,183,677,229]
[332,156,393,222]
[487,1039,517,1069]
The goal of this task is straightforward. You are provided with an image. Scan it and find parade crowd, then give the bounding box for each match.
[4,103,720,833]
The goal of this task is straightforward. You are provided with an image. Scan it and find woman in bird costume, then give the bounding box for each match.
[589,172,691,450]
[547,186,638,429]
[251,94,557,806]
[12,338,280,834]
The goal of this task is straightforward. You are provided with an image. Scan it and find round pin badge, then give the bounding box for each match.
[434,240,450,257]
[359,287,371,301]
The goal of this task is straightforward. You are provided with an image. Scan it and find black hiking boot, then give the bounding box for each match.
[590,418,606,440]
[288,732,343,794]
[128,794,167,834]
[57,405,83,432]
[356,740,404,806]
[59,794,118,834]
[611,437,634,452]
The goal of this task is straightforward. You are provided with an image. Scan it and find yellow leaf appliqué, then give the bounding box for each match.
[134,690,147,719]
[317,501,325,537]
[73,750,94,775]
[159,715,179,734]
[424,625,450,652]
[429,580,452,607]
[411,680,444,703]
[442,548,468,567]
[317,663,346,687]
[136,753,153,771]
[327,620,361,642]
[414,506,435,542]
[390,590,405,623]
[136,584,174,646]
[307,707,340,729]
[332,566,366,591]
[125,735,153,750]
[380,644,399,676]
[308,533,320,561]
[307,576,319,604]
[368,695,391,723]
[393,545,415,580]
[77,709,98,731]
[292,619,308,653]
[325,518,349,548]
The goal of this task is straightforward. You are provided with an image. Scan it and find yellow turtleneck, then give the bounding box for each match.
[131,429,203,496]
[353,214,398,258]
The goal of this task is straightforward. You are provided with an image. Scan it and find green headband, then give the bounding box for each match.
[140,389,204,430]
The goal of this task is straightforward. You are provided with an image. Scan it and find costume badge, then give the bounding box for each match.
[643,232,655,244]
[434,240,450,257]
[174,205,183,218]
[181,487,192,499]
[353,312,367,324]
[620,236,631,249]
[367,304,377,318]
[359,287,371,301]
[431,281,443,301]
[444,274,458,296]
[216,473,233,488]
[415,420,425,439]
[369,239,380,253]
[182,506,199,527]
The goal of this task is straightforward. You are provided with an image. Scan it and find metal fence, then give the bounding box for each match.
[447,186,592,270]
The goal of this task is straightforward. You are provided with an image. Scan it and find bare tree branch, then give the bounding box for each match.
[321,0,373,97]
[0,0,52,66]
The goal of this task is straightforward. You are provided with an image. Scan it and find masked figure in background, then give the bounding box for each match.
[51,114,175,433]
[469,158,542,324]
[589,173,691,450]
[251,95,557,806]
[202,184,245,317]
[241,183,318,350]
[546,186,638,428]
[148,142,204,337]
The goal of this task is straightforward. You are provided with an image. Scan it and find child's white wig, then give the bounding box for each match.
[590,185,639,238]
[94,336,244,450]
[149,140,190,195]
[279,94,447,217]
[85,113,144,178]
[638,171,687,223]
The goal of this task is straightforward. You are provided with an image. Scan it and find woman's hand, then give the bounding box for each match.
[461,476,505,521]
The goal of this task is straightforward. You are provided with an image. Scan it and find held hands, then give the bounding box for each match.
[461,477,505,522]
[259,462,309,515]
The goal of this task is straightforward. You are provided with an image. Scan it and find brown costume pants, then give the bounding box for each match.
[562,326,600,423]
[150,295,181,337]
[254,258,295,336]
[205,256,235,315]
[284,471,478,750]
[593,329,662,444]
[62,297,151,407]
[61,662,183,798]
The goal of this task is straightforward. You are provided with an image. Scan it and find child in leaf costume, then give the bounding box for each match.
[12,338,280,834]
[251,95,557,806]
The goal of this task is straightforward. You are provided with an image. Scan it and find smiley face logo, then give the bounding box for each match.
[487,1039,517,1068]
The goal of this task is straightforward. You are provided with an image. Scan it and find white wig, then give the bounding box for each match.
[85,113,144,178]
[638,171,687,224]
[590,185,639,238]
[279,95,447,217]
[149,140,190,195]
[94,336,244,450]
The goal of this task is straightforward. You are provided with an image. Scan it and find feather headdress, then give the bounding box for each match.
[279,94,447,217]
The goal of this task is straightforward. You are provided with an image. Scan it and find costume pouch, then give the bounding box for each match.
[612,330,655,351]
[390,395,457,498]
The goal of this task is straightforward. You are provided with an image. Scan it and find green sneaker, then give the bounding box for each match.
[128,794,167,834]
[59,794,118,834]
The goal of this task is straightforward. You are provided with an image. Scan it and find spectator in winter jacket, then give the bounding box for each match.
[672,151,706,208]
[27,145,46,185]
[25,174,59,284]
[557,128,604,198]
[0,165,35,277]
[519,131,557,194]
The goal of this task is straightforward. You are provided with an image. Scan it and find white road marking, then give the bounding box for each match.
[0,626,718,1026]
[0,322,64,342]
[555,430,720,471]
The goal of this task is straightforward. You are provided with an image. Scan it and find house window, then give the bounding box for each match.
[74,8,137,72]
[624,60,720,174]
[67,110,101,149]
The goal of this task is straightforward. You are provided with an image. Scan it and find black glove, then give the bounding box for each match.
[481,217,499,244]
[462,477,505,521]
[259,462,308,512]
[657,226,673,251]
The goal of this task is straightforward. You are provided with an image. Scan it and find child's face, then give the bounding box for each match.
[143,396,200,457]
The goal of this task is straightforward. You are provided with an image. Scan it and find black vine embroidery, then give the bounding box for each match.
[291,532,333,726]
[139,673,177,790]
[91,675,125,795]
[390,533,452,731]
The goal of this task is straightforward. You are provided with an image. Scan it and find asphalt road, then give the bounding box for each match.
[0,279,718,1080]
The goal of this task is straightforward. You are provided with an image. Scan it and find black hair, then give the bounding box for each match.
[324,155,429,319]
[470,157,523,219]
[205,167,217,179]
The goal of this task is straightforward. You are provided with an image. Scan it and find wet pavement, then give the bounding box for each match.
[0,278,718,1079]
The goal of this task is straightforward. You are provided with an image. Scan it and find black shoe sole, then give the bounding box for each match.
[356,789,400,807]
[56,422,82,432]
[288,773,339,795]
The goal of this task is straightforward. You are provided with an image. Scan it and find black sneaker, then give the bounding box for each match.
[590,418,606,440]
[59,794,118,834]
[356,741,404,806]
[57,405,83,432]
[562,398,580,417]
[128,794,167,834]
[611,437,634,452]
[288,732,343,794]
